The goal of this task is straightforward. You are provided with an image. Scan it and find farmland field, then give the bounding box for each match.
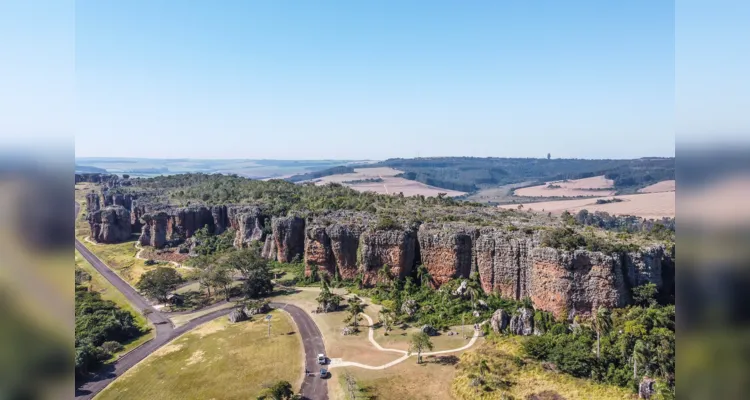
[499,191,675,218]
[310,167,466,197]
[514,175,615,198]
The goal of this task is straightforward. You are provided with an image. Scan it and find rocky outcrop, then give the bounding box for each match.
[85,192,100,213]
[639,377,656,399]
[88,206,132,243]
[509,307,534,335]
[273,216,305,263]
[490,309,510,333]
[211,205,229,235]
[261,235,277,260]
[326,223,364,280]
[139,211,171,248]
[130,200,147,232]
[475,231,535,300]
[304,225,336,277]
[625,245,668,289]
[528,248,628,319]
[359,228,417,285]
[170,206,215,240]
[417,225,474,286]
[227,206,266,248]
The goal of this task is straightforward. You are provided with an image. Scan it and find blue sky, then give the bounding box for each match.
[73,0,677,160]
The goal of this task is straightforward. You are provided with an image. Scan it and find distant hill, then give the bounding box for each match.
[368,157,674,193]
[75,164,108,173]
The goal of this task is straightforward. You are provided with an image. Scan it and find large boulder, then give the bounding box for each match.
[401,299,418,317]
[421,324,438,336]
[490,309,510,333]
[509,307,534,336]
[638,377,656,399]
[228,308,248,323]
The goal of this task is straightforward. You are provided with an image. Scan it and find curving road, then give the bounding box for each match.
[74,203,328,400]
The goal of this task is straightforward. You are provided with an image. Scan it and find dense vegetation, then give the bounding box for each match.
[370,157,674,193]
[561,210,675,239]
[75,286,143,377]
[521,300,675,397]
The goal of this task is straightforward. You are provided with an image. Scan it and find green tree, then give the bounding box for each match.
[593,306,613,359]
[256,380,296,399]
[416,264,431,287]
[633,339,649,380]
[136,267,183,302]
[223,248,273,298]
[378,308,395,336]
[478,359,490,378]
[344,296,365,331]
[633,283,658,306]
[408,332,434,364]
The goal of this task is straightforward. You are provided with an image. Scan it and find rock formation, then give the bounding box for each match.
[490,309,510,333]
[359,228,417,285]
[325,223,364,280]
[85,192,100,213]
[88,206,132,243]
[139,211,170,248]
[304,225,336,277]
[261,235,277,261]
[509,307,534,336]
[527,248,628,319]
[228,206,266,248]
[475,231,536,300]
[418,225,474,286]
[273,216,305,263]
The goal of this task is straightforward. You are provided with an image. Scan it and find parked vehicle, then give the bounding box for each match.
[317,353,327,365]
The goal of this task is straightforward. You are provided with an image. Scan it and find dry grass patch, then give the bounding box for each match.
[451,338,634,400]
[515,176,615,198]
[335,354,460,400]
[95,311,303,400]
[500,191,675,219]
[638,180,675,193]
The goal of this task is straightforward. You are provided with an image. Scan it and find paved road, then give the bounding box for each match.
[74,203,328,400]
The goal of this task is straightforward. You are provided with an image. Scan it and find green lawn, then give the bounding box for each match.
[95,311,304,400]
[75,250,154,359]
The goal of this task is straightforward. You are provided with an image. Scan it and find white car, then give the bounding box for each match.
[317,354,327,365]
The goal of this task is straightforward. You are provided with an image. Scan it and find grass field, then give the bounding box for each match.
[95,310,304,400]
[499,191,675,219]
[76,250,154,359]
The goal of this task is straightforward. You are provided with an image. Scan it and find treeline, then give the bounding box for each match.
[285,166,354,182]
[562,210,675,238]
[371,157,674,193]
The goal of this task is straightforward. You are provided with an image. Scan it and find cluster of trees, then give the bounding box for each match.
[256,380,298,399]
[286,166,354,183]
[563,210,675,239]
[541,227,640,254]
[521,288,675,397]
[75,286,143,377]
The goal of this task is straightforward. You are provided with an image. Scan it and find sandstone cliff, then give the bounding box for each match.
[272,216,305,263]
[304,225,336,277]
[325,223,364,280]
[228,206,266,248]
[85,192,100,213]
[139,211,171,248]
[88,206,132,243]
[417,224,475,286]
[359,228,417,285]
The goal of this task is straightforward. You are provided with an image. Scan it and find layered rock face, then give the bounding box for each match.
[272,216,305,263]
[130,200,146,232]
[261,235,277,261]
[228,206,266,248]
[326,223,364,280]
[85,192,100,213]
[527,248,629,319]
[304,225,336,276]
[475,231,536,299]
[359,229,417,284]
[88,206,132,243]
[417,225,475,286]
[171,206,215,240]
[139,211,170,248]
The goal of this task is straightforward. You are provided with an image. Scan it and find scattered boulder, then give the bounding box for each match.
[639,377,656,399]
[453,280,468,297]
[341,327,355,336]
[510,307,534,336]
[421,324,438,336]
[472,310,481,318]
[401,299,418,317]
[228,309,248,323]
[476,299,488,309]
[490,309,511,333]
[243,300,270,317]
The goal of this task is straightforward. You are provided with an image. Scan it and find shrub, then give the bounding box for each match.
[100,341,124,354]
[375,215,402,231]
[522,335,554,360]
